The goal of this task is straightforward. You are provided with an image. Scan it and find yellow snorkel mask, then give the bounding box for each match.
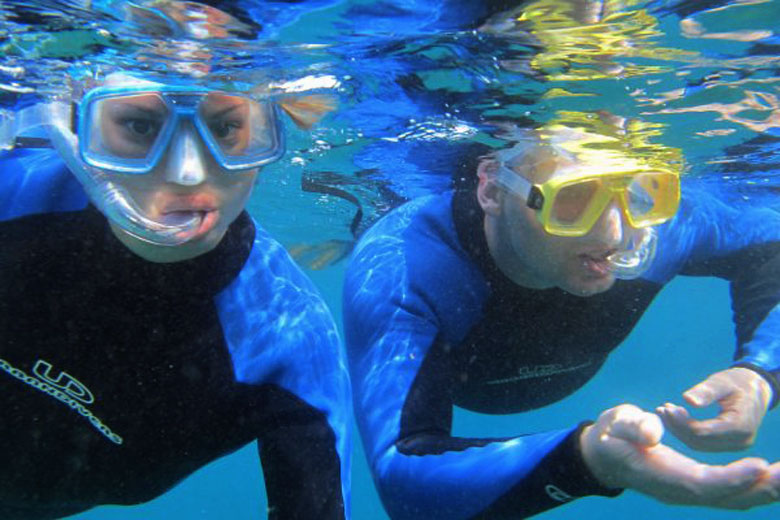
[496,159,680,237]
[493,117,683,278]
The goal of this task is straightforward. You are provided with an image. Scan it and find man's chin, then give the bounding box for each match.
[563,274,616,297]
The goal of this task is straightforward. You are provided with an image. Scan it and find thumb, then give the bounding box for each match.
[684,377,731,408]
[608,408,664,447]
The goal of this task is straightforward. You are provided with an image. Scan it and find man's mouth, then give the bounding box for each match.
[578,250,616,277]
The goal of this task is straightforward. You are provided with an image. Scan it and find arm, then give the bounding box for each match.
[257,385,348,520]
[343,215,617,520]
[651,190,780,450]
[216,231,351,519]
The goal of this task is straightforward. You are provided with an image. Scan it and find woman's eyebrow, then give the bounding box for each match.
[202,103,246,119]
[110,102,167,117]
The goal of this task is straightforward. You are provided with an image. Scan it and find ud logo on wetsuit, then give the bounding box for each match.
[545,484,574,503]
[32,359,95,405]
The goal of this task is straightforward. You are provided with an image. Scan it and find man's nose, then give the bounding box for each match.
[163,126,208,186]
[590,200,625,247]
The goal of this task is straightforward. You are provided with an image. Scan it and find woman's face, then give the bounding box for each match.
[106,139,258,263]
[92,76,259,262]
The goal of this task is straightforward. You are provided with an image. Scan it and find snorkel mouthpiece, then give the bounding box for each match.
[94,177,202,246]
[44,102,200,247]
[606,227,657,280]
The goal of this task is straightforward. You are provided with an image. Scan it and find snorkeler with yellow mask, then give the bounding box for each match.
[343,112,780,518]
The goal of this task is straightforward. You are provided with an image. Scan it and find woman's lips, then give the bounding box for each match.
[160,209,219,238]
[154,193,221,240]
[196,210,218,235]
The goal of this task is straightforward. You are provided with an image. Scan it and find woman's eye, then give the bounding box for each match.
[124,118,160,138]
[210,120,242,139]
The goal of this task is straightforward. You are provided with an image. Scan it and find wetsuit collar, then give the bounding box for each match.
[81,206,254,299]
[451,187,529,293]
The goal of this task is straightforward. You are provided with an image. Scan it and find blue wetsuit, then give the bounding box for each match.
[343,186,780,520]
[0,150,352,520]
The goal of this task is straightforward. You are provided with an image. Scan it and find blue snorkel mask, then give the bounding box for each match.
[2,76,285,246]
[79,84,284,173]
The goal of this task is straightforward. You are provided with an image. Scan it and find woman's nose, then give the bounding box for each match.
[163,126,208,186]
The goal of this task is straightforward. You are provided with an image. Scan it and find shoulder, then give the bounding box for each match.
[344,191,488,339]
[0,149,87,222]
[353,193,452,252]
[215,220,344,385]
[350,191,477,280]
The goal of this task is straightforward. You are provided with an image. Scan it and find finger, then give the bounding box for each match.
[684,411,745,438]
[684,378,732,408]
[608,408,663,446]
[661,409,750,452]
[645,448,767,504]
[657,402,691,426]
[657,403,699,444]
[629,443,767,505]
[711,461,780,509]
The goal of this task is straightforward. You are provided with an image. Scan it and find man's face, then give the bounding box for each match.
[483,151,631,296]
[496,183,625,296]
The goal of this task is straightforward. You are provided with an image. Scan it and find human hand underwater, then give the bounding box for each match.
[656,367,773,452]
[580,404,780,509]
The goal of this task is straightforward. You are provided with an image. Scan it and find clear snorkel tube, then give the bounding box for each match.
[606,226,658,280]
[2,101,200,246]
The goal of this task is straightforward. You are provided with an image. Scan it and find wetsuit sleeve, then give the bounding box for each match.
[652,190,780,407]
[254,381,347,520]
[0,148,87,221]
[343,219,618,520]
[216,234,352,519]
[729,245,780,409]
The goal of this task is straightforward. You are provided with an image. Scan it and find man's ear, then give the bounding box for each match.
[477,160,502,217]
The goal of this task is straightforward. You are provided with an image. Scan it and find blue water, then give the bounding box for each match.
[2,0,780,518]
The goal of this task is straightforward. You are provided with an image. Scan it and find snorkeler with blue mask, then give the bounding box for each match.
[0,65,350,519]
[4,71,284,253]
[343,114,780,519]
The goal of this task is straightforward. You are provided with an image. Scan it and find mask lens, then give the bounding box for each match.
[627,175,656,217]
[626,171,677,225]
[87,93,169,162]
[80,87,282,174]
[550,179,601,226]
[198,93,279,165]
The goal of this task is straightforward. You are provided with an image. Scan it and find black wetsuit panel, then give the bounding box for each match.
[0,208,344,520]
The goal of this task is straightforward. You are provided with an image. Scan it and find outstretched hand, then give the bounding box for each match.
[657,367,773,452]
[580,404,780,509]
